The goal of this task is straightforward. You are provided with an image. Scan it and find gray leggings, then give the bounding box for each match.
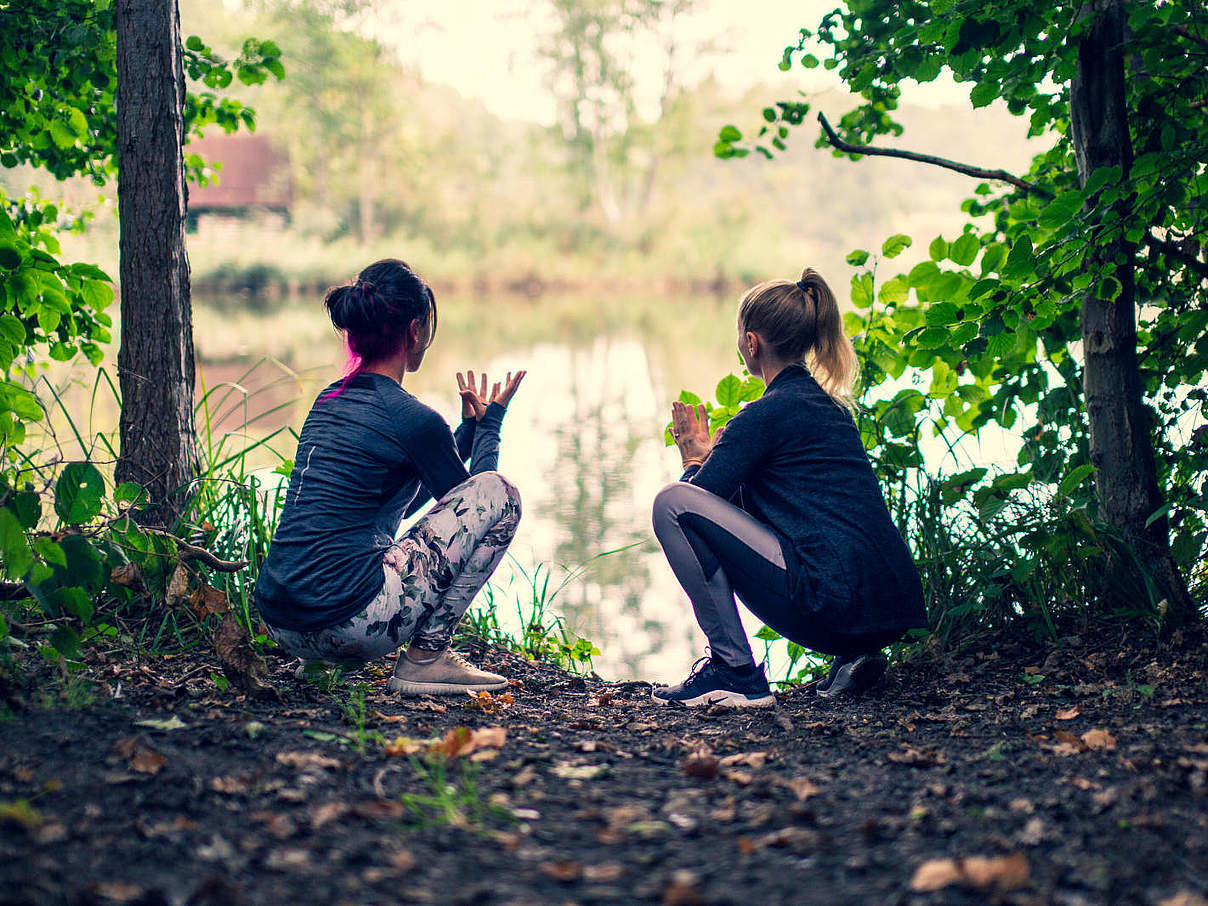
[652,481,898,668]
[267,471,521,663]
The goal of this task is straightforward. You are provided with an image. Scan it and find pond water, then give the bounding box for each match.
[193,291,776,683]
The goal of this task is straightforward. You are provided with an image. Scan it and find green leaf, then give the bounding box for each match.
[1058,464,1095,497]
[715,374,742,407]
[718,124,742,142]
[113,482,146,505]
[754,625,781,641]
[49,625,81,659]
[1038,191,1083,231]
[0,242,20,270]
[0,508,33,579]
[950,233,980,266]
[881,234,912,258]
[185,35,205,51]
[1004,237,1034,278]
[54,462,105,524]
[851,273,874,309]
[49,120,76,150]
[929,237,948,261]
[846,249,870,267]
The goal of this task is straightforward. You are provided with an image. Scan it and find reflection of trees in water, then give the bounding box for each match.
[547,339,670,678]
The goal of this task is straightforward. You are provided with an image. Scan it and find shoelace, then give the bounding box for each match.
[444,649,475,670]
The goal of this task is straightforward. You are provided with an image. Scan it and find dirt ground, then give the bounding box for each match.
[1,621,1207,906]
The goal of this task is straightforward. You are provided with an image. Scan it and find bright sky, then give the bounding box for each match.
[373,0,971,124]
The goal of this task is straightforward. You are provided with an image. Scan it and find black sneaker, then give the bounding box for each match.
[816,652,888,699]
[651,657,775,708]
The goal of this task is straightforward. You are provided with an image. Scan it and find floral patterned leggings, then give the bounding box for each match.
[267,471,522,663]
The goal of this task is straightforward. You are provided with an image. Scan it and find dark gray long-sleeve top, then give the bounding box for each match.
[682,363,926,635]
[255,372,505,632]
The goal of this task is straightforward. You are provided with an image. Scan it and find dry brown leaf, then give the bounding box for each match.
[113,738,166,775]
[1051,729,1087,756]
[372,712,408,724]
[539,861,583,882]
[910,853,1030,892]
[888,747,946,767]
[275,751,341,771]
[91,881,145,902]
[214,613,277,700]
[720,751,768,769]
[383,736,425,757]
[663,869,706,906]
[309,801,350,829]
[165,563,191,609]
[432,726,507,760]
[1024,665,1043,675]
[778,776,821,801]
[1081,728,1117,751]
[1055,705,1081,720]
[405,700,446,713]
[725,769,755,786]
[109,563,145,591]
[1160,892,1208,906]
[192,582,230,619]
[210,775,247,794]
[681,750,720,779]
[251,810,297,840]
[584,862,626,883]
[467,690,514,714]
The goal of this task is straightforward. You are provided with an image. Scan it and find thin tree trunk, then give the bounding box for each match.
[114,0,198,528]
[1069,0,1194,621]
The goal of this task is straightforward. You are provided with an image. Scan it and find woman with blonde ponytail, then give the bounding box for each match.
[650,267,925,707]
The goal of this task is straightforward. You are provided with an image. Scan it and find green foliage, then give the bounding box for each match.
[398,755,512,831]
[711,0,1208,618]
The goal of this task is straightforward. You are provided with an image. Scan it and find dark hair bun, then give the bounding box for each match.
[323,259,437,369]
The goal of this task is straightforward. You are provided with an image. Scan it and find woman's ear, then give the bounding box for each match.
[745,331,760,360]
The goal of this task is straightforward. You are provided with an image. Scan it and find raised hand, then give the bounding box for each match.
[487,370,526,409]
[670,401,713,466]
[457,370,489,420]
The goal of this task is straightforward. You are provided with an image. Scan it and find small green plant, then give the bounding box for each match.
[341,682,384,755]
[462,552,622,675]
[398,755,512,831]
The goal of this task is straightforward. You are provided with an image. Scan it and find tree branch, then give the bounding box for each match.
[816,113,1208,283]
[816,111,1054,199]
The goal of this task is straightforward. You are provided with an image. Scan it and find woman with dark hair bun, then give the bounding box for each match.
[255,258,525,695]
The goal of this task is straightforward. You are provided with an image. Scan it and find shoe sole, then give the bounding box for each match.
[817,657,887,699]
[386,677,509,695]
[651,688,776,708]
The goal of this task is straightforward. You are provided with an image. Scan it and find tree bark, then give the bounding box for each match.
[1069,0,1195,621]
[114,0,198,528]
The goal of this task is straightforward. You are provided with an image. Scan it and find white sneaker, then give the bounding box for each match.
[386,649,508,695]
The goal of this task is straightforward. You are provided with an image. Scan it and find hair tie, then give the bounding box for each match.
[796,279,813,297]
[355,279,375,300]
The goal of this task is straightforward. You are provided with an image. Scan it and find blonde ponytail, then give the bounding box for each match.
[737,267,858,410]
[798,268,857,410]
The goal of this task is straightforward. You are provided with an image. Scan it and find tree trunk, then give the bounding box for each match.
[1069,0,1195,621]
[114,0,198,528]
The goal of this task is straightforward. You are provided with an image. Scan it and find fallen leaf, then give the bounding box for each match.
[511,765,538,787]
[275,751,341,771]
[778,777,821,801]
[467,690,514,714]
[352,799,407,820]
[309,801,350,829]
[210,776,248,794]
[165,563,191,609]
[109,563,145,591]
[553,762,608,780]
[681,750,720,779]
[1159,892,1208,906]
[113,737,166,775]
[663,869,706,906]
[405,700,446,713]
[1024,665,1042,675]
[134,716,188,732]
[383,736,425,757]
[888,747,946,767]
[1055,706,1080,721]
[1050,729,1087,756]
[539,861,582,882]
[725,769,755,786]
[372,711,409,724]
[214,613,278,700]
[91,881,145,902]
[910,853,1030,892]
[720,751,768,769]
[584,862,626,883]
[191,582,231,619]
[251,810,297,840]
[432,726,507,760]
[1081,728,1117,751]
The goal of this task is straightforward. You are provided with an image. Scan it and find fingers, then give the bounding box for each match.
[456,372,467,393]
[479,371,487,399]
